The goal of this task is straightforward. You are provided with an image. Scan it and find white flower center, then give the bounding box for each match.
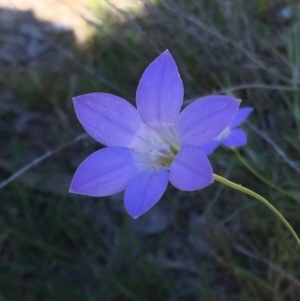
[149,133,179,167]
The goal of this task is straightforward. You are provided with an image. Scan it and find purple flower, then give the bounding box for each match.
[70,50,240,218]
[201,107,253,155]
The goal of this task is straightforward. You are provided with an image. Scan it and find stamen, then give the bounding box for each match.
[149,137,177,167]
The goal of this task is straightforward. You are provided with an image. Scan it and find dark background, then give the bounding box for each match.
[0,0,300,300]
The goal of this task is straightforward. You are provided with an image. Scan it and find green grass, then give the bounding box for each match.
[1,0,300,299]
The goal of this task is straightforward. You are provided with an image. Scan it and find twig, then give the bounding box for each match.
[0,133,88,189]
[246,123,300,175]
[217,83,300,94]
[232,148,300,202]
[161,2,291,84]
[183,83,300,104]
[235,244,300,288]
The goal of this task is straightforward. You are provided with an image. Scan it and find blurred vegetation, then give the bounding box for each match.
[1,0,300,300]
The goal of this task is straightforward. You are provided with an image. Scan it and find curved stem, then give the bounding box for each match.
[213,174,300,245]
[232,149,299,203]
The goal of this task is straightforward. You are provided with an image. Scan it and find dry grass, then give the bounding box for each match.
[0,0,300,300]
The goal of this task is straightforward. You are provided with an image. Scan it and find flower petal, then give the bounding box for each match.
[177,95,240,147]
[70,147,140,197]
[222,129,247,147]
[201,140,221,156]
[170,145,213,191]
[73,93,151,151]
[124,170,169,219]
[136,50,183,127]
[230,107,253,128]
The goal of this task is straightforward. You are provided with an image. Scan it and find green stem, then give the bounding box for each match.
[213,174,300,246]
[232,149,299,203]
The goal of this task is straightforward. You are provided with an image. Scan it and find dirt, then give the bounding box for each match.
[0,0,138,42]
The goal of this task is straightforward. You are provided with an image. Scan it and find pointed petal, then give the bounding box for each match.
[73,93,151,151]
[177,95,240,147]
[201,140,221,155]
[136,50,183,127]
[230,107,253,128]
[124,170,169,219]
[70,147,140,197]
[222,129,247,147]
[170,145,213,191]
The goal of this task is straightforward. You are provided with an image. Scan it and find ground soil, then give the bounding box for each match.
[0,0,136,41]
